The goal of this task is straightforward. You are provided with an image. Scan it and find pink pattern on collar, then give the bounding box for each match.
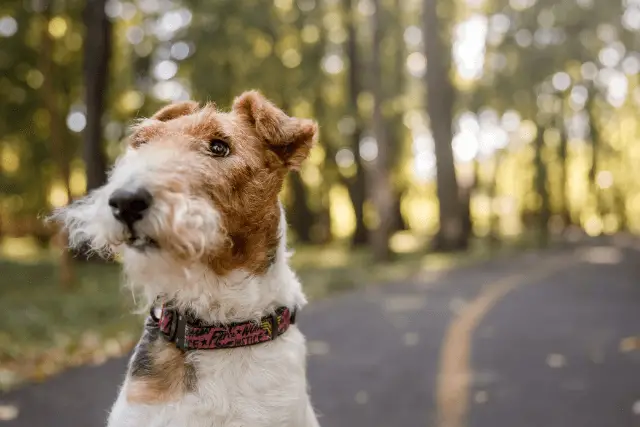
[156,306,295,350]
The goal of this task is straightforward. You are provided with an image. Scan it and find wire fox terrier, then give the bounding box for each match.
[53,91,321,427]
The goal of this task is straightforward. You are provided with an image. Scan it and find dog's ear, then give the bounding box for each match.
[232,91,318,170]
[151,101,200,122]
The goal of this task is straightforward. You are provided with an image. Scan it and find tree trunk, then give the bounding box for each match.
[390,0,407,233]
[312,90,333,244]
[0,146,3,241]
[391,192,408,231]
[343,0,368,246]
[369,0,394,261]
[423,0,467,251]
[614,187,627,231]
[40,1,74,288]
[83,0,111,191]
[288,173,315,243]
[281,95,316,244]
[460,186,473,245]
[487,156,502,249]
[585,93,603,219]
[557,111,571,228]
[534,124,550,247]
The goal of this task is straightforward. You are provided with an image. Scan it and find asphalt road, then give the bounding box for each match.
[2,239,640,427]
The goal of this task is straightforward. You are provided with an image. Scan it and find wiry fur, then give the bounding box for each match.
[53,145,223,262]
[52,92,320,427]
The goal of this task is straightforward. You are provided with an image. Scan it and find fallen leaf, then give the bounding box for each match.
[403,332,419,347]
[307,340,330,356]
[546,353,566,368]
[0,404,19,421]
[619,337,640,353]
[474,390,489,404]
[355,391,369,405]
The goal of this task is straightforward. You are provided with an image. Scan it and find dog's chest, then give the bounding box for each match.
[108,327,309,427]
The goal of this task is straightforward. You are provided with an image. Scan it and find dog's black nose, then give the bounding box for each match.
[108,188,152,225]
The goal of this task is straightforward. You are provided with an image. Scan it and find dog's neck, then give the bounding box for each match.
[122,249,305,325]
[121,213,306,325]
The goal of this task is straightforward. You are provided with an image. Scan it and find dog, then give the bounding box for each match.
[53,91,321,427]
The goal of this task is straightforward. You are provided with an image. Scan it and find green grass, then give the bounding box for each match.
[0,259,140,389]
[0,261,133,356]
[0,238,521,391]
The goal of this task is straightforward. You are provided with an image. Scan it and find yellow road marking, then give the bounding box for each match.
[435,253,576,427]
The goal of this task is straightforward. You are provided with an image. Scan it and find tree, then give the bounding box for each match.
[556,104,571,228]
[343,0,369,246]
[82,0,111,191]
[586,90,604,218]
[388,0,409,233]
[39,0,74,286]
[533,123,550,246]
[369,0,394,261]
[423,0,467,251]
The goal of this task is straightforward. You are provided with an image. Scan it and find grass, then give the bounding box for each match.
[0,236,530,391]
[0,260,139,390]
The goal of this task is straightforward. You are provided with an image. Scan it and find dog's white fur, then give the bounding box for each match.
[54,143,320,427]
[58,143,223,263]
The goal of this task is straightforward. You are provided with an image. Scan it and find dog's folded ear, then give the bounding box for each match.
[151,101,200,122]
[232,91,318,170]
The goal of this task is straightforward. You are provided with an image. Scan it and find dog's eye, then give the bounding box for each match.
[209,139,230,157]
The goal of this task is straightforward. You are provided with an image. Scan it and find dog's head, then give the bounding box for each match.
[54,91,317,275]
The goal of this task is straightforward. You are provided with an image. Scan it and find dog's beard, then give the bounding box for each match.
[50,188,122,258]
[52,189,222,259]
[50,148,224,262]
[133,192,223,259]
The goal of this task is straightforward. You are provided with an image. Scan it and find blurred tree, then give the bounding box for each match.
[289,172,315,243]
[285,90,316,245]
[533,123,550,246]
[586,90,602,217]
[305,0,335,243]
[39,0,74,286]
[343,0,368,246]
[387,0,409,233]
[82,0,111,191]
[287,6,322,243]
[556,103,571,227]
[2,0,640,260]
[39,3,72,208]
[423,0,468,251]
[478,0,632,237]
[369,0,393,261]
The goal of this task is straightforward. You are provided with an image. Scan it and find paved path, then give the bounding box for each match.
[2,240,640,427]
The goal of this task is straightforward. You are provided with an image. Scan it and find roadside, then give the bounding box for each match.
[0,236,503,391]
[3,239,637,427]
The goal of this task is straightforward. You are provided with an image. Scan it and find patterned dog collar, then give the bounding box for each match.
[150,301,297,351]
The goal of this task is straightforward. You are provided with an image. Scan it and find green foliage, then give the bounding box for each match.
[1,0,640,246]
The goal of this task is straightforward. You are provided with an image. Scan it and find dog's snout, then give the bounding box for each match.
[108,188,152,224]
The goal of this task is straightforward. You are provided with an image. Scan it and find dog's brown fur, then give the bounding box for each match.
[127,320,197,404]
[129,91,317,276]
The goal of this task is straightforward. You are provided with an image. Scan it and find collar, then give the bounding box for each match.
[149,300,297,351]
